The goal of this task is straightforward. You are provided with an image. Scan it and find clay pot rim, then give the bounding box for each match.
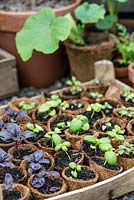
[64,37,114,51]
[62,165,99,183]
[0,0,81,16]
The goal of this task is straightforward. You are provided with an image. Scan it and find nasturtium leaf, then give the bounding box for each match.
[75,2,106,24]
[16,8,72,61]
[96,15,117,30]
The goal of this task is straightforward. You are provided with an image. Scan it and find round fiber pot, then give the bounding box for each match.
[37,138,55,156]
[2,183,30,200]
[28,176,67,200]
[62,166,99,191]
[64,34,114,82]
[118,156,134,170]
[0,0,81,88]
[128,63,134,85]
[59,87,84,101]
[90,157,123,181]
[127,119,134,136]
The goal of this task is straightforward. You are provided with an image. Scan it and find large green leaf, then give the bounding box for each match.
[75,2,106,24]
[96,15,117,30]
[115,0,128,2]
[16,8,72,61]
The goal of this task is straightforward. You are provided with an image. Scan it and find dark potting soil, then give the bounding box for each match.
[83,111,103,125]
[82,141,104,157]
[13,148,34,160]
[26,130,45,143]
[40,138,53,148]
[0,0,74,12]
[0,167,24,183]
[120,153,134,159]
[92,157,120,171]
[36,108,57,124]
[0,138,14,144]
[120,95,134,104]
[51,118,69,133]
[3,189,21,200]
[67,102,84,111]
[63,90,82,99]
[65,168,96,181]
[96,122,115,132]
[35,177,61,194]
[55,150,81,169]
[114,61,128,68]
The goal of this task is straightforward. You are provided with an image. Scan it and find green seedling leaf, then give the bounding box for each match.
[19,101,25,107]
[104,151,117,166]
[70,118,82,134]
[69,162,77,170]
[75,2,105,24]
[76,164,81,172]
[38,103,49,113]
[99,137,111,144]
[84,135,98,144]
[71,171,77,178]
[96,15,117,30]
[26,123,34,131]
[115,134,124,140]
[16,8,72,61]
[55,144,63,152]
[99,143,113,152]
[62,141,71,148]
[52,134,62,146]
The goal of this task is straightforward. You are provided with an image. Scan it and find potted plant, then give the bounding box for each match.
[117,141,134,170]
[28,171,67,199]
[119,86,134,107]
[81,91,104,103]
[2,173,30,200]
[112,24,134,84]
[64,2,115,82]
[0,0,81,88]
[113,106,134,122]
[128,63,134,85]
[62,162,99,191]
[21,150,55,176]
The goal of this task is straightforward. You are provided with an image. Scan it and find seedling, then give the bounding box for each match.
[101,119,112,131]
[118,142,134,156]
[106,125,125,140]
[26,123,43,134]
[104,150,117,166]
[69,115,90,134]
[123,86,134,103]
[5,107,27,119]
[119,107,134,118]
[31,170,60,192]
[0,122,34,145]
[66,76,83,95]
[3,173,14,191]
[23,150,50,174]
[18,101,36,111]
[69,162,81,178]
[60,101,69,110]
[101,102,113,114]
[90,92,103,101]
[86,103,103,118]
[0,148,14,168]
[45,131,62,148]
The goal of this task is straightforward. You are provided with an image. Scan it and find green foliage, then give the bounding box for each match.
[96,15,117,30]
[90,79,100,85]
[69,162,82,178]
[16,8,72,61]
[66,76,83,95]
[70,115,90,134]
[18,101,36,111]
[75,3,105,24]
[60,101,69,110]
[104,151,117,165]
[86,103,103,113]
[26,123,43,134]
[101,119,112,131]
[118,142,134,155]
[119,107,134,118]
[123,87,134,103]
[106,125,125,140]
[112,24,134,64]
[90,92,103,101]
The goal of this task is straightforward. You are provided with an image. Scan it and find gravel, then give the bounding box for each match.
[0,77,134,200]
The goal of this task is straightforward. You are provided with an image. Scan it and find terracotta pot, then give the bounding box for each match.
[62,166,99,191]
[0,0,81,88]
[2,183,30,200]
[64,34,114,82]
[8,144,38,165]
[20,152,55,176]
[90,157,123,181]
[114,65,131,86]
[128,63,134,85]
[54,150,84,173]
[127,119,134,136]
[28,175,67,200]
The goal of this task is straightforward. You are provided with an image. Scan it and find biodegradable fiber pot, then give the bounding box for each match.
[2,183,30,200]
[0,0,81,88]
[62,166,99,191]
[64,33,114,82]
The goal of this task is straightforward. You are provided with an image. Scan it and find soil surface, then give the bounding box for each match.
[26,130,45,142]
[0,167,24,182]
[34,177,61,194]
[55,150,81,169]
[67,102,84,111]
[51,118,69,133]
[66,168,96,180]
[39,138,53,148]
[13,148,34,160]
[82,141,104,157]
[63,90,81,99]
[3,189,21,200]
[0,0,74,12]
[36,108,57,125]
[96,122,115,132]
[83,111,103,126]
[120,95,134,104]
[92,157,120,171]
